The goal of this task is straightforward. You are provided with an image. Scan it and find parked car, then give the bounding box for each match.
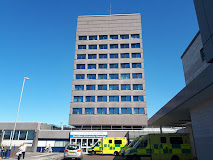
[64,144,83,160]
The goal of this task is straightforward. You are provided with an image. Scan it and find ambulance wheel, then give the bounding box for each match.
[91,151,95,155]
[171,155,180,160]
[114,151,119,156]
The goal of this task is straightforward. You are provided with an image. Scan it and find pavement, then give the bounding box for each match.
[9,152,125,160]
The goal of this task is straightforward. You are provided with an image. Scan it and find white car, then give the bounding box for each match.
[64,144,83,160]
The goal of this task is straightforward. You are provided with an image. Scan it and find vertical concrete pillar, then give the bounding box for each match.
[160,126,163,133]
[32,130,39,152]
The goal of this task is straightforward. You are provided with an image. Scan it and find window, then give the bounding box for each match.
[121,96,131,102]
[170,137,183,144]
[88,54,97,59]
[109,140,112,143]
[78,45,86,49]
[99,64,107,69]
[132,63,141,68]
[120,44,129,48]
[85,108,95,114]
[99,54,107,59]
[98,74,107,79]
[121,108,132,114]
[86,96,95,102]
[110,44,118,49]
[121,63,130,68]
[89,36,97,40]
[110,63,118,69]
[86,85,95,90]
[98,85,107,90]
[14,130,19,140]
[121,74,130,79]
[74,96,83,102]
[110,35,118,39]
[75,85,84,91]
[97,108,107,114]
[133,96,144,102]
[132,73,142,79]
[120,35,129,39]
[138,140,147,148]
[3,130,11,140]
[121,84,131,90]
[133,84,143,90]
[131,43,140,48]
[87,74,96,79]
[134,108,145,114]
[79,36,87,40]
[19,131,27,140]
[131,34,140,39]
[161,137,166,143]
[114,140,122,144]
[97,96,107,102]
[76,74,85,79]
[99,35,108,40]
[99,44,108,49]
[73,108,82,114]
[109,108,119,114]
[89,45,97,49]
[109,96,119,102]
[109,84,119,90]
[200,48,206,61]
[27,131,35,140]
[132,53,141,58]
[110,54,118,58]
[88,64,96,69]
[77,54,86,59]
[109,74,119,79]
[77,64,85,69]
[121,53,129,58]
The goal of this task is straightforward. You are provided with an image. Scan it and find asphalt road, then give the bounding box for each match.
[10,153,125,160]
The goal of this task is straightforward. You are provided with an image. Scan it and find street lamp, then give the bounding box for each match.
[10,77,30,149]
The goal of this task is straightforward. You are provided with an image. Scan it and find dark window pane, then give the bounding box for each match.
[131,34,140,39]
[114,140,122,144]
[77,54,86,59]
[121,53,129,58]
[110,35,118,39]
[19,131,27,140]
[89,45,97,49]
[78,45,86,49]
[99,44,108,49]
[161,137,166,143]
[27,131,35,140]
[88,54,97,59]
[99,54,107,59]
[99,35,108,40]
[89,36,97,40]
[120,35,129,39]
[110,44,118,49]
[4,130,11,140]
[79,36,87,40]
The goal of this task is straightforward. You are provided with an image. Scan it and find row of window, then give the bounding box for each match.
[73,107,145,114]
[79,34,140,41]
[73,96,144,102]
[77,53,141,59]
[75,84,143,91]
[76,63,142,69]
[2,130,35,140]
[76,73,142,80]
[78,43,141,50]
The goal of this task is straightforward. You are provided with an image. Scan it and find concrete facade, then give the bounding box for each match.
[69,14,148,129]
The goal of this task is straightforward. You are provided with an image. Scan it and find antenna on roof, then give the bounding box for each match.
[110,2,111,15]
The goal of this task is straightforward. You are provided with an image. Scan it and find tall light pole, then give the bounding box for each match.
[10,77,30,149]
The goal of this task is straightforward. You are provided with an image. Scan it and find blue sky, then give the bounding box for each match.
[0,0,199,125]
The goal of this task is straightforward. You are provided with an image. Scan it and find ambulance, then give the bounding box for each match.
[120,136,142,157]
[88,137,127,155]
[124,133,193,160]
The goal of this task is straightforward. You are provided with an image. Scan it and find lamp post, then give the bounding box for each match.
[10,77,29,149]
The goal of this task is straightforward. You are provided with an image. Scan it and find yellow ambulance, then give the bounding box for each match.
[124,133,193,160]
[88,137,127,155]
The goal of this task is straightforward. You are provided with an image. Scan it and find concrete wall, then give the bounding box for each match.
[38,130,70,139]
[70,14,147,127]
[194,0,213,63]
[190,98,213,160]
[181,33,209,85]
